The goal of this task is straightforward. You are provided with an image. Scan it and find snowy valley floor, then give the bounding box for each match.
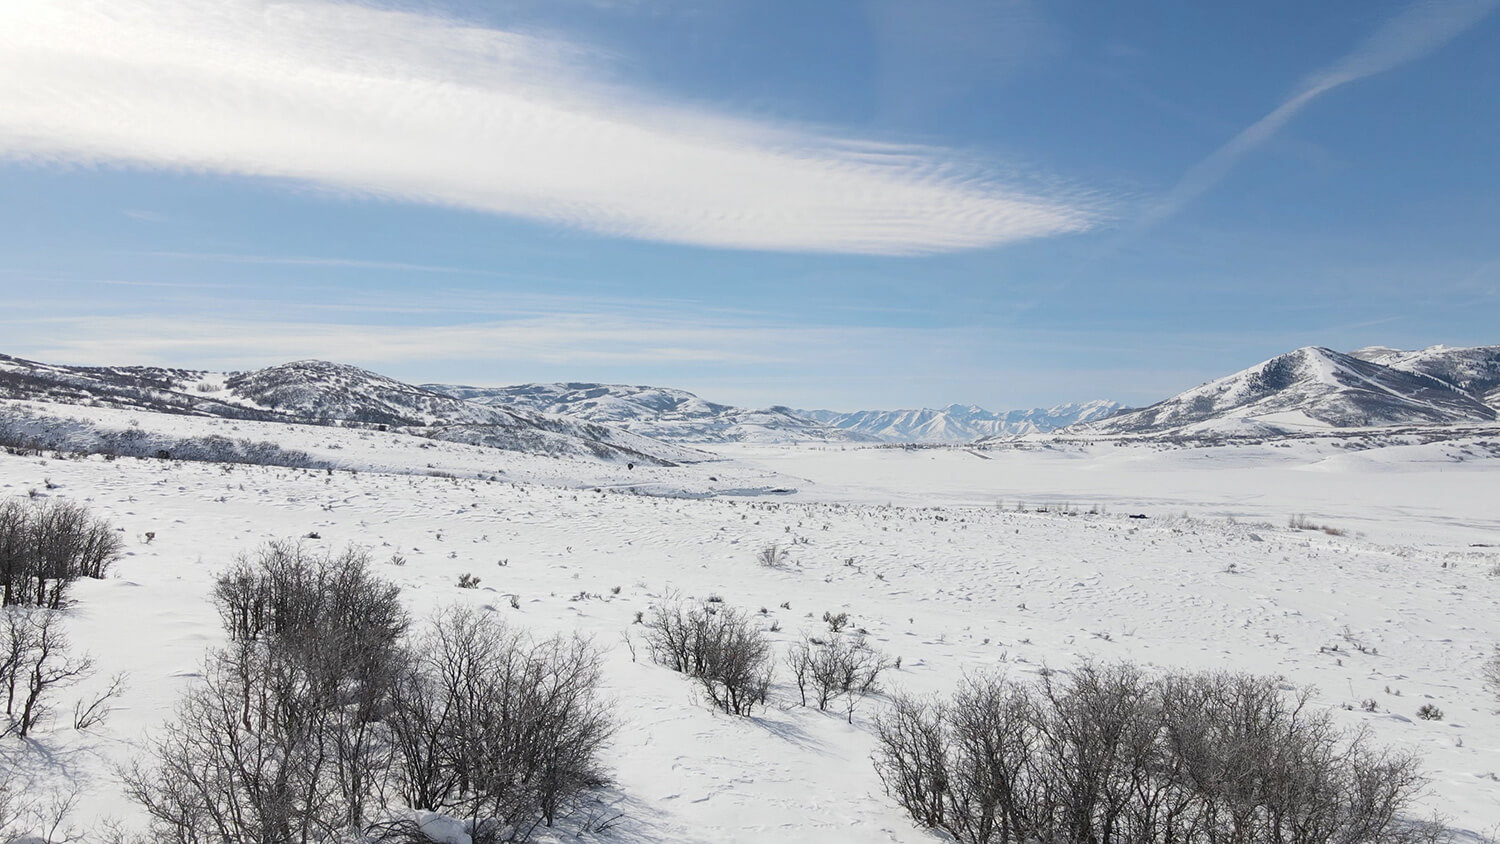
[3,431,1500,841]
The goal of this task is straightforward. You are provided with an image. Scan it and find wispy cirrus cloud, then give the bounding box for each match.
[7,313,789,367]
[144,251,508,277]
[1142,0,1498,229]
[0,0,1097,255]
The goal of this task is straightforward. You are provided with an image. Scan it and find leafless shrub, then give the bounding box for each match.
[211,540,406,664]
[124,640,358,842]
[1288,513,1346,536]
[130,545,610,843]
[127,542,409,842]
[756,543,789,569]
[643,600,772,715]
[786,633,891,721]
[0,787,84,844]
[1484,648,1500,710]
[72,670,127,730]
[0,779,18,841]
[387,605,613,840]
[1,605,96,737]
[872,694,950,832]
[875,661,1441,844]
[0,498,123,609]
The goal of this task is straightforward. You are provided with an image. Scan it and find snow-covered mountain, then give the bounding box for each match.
[1076,345,1497,438]
[802,401,1124,443]
[426,382,872,444]
[0,354,700,465]
[1352,344,1500,411]
[221,360,514,427]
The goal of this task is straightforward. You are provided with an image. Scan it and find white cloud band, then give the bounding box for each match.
[0,0,1094,255]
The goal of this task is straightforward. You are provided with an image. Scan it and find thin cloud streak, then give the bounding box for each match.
[1,312,936,371]
[0,0,1098,255]
[145,251,508,277]
[93,278,240,290]
[1141,0,1498,230]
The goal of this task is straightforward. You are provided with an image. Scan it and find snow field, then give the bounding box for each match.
[2,432,1499,840]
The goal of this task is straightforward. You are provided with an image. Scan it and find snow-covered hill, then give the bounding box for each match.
[221,360,518,427]
[0,354,700,465]
[427,382,872,444]
[0,353,287,421]
[1353,344,1500,411]
[802,400,1124,442]
[1075,346,1497,437]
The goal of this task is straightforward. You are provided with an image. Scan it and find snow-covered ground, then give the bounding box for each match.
[715,438,1500,546]
[4,409,1500,841]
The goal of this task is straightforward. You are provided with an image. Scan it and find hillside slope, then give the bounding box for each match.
[1354,344,1500,410]
[0,354,698,465]
[1077,346,1496,437]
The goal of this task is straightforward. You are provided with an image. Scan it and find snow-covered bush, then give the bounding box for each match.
[874,661,1440,844]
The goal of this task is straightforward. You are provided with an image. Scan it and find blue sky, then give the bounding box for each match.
[1,0,1497,410]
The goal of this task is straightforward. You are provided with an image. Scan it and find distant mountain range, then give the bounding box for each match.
[426,382,868,444]
[3,353,1114,452]
[427,383,1126,444]
[801,401,1124,442]
[1070,345,1500,439]
[6,343,1496,456]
